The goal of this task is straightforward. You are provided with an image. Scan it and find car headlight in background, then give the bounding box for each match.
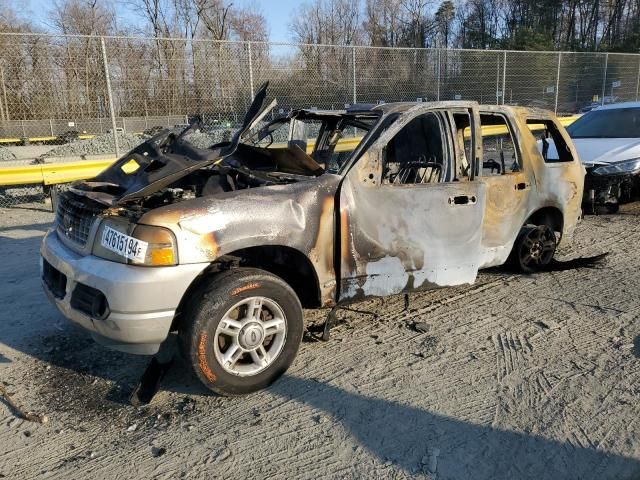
[592,158,640,176]
[92,218,178,266]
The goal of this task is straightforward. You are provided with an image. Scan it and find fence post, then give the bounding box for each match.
[635,55,640,101]
[247,41,255,100]
[601,52,609,106]
[495,53,501,104]
[0,66,9,121]
[436,49,441,101]
[502,51,507,105]
[49,119,54,136]
[352,46,357,104]
[100,36,119,157]
[554,52,562,113]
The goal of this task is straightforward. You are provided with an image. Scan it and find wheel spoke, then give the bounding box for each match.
[247,297,264,321]
[250,345,270,368]
[218,319,242,338]
[263,317,286,336]
[542,240,556,252]
[223,342,243,368]
[522,253,533,265]
[527,230,540,242]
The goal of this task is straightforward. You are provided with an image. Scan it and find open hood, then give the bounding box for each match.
[70,83,271,206]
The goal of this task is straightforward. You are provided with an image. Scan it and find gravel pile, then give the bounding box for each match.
[0,146,16,162]
[183,130,219,149]
[43,133,145,158]
[37,122,293,159]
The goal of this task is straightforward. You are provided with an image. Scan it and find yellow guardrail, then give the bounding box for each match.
[0,160,115,187]
[0,116,579,188]
[0,134,97,144]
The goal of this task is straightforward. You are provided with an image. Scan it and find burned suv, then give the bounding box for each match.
[41,85,584,396]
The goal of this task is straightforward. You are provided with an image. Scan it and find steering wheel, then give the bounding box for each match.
[483,158,501,174]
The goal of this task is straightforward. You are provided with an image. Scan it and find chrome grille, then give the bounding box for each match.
[55,192,103,247]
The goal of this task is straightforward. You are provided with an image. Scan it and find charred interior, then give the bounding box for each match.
[66,103,380,217]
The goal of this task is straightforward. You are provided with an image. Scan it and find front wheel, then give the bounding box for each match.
[508,224,556,273]
[180,268,303,396]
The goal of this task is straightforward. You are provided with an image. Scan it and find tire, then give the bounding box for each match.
[508,224,556,273]
[179,268,303,396]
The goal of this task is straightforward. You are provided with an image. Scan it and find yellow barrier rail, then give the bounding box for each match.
[0,160,115,187]
[0,116,579,188]
[0,134,97,144]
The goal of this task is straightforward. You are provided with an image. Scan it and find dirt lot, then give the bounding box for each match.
[0,203,639,479]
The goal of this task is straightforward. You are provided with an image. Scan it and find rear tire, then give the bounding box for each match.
[179,268,303,396]
[508,224,556,273]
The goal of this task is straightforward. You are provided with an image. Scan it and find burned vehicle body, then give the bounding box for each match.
[41,87,584,395]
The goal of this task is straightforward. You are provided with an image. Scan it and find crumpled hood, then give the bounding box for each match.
[69,83,270,206]
[572,138,640,166]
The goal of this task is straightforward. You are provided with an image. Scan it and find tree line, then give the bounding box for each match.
[2,0,638,52]
[292,0,640,52]
[0,0,638,124]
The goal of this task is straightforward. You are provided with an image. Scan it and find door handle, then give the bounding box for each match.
[515,182,529,191]
[449,195,477,205]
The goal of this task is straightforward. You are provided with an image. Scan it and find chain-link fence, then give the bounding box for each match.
[1,32,640,207]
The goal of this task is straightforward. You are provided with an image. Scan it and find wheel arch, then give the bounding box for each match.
[171,245,321,332]
[524,206,564,235]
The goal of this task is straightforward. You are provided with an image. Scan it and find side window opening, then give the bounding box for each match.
[526,119,574,163]
[382,112,447,185]
[479,114,520,176]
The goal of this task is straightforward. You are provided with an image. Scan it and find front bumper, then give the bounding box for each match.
[582,166,639,209]
[40,230,208,355]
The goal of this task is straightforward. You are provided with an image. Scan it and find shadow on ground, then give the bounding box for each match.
[263,375,640,479]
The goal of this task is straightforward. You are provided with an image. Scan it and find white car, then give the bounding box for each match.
[566,101,640,212]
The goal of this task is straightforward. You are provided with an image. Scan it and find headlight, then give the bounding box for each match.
[592,158,640,176]
[92,219,178,266]
[130,224,178,266]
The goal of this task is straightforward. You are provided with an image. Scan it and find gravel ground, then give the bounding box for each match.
[0,146,16,162]
[4,146,54,160]
[0,204,639,479]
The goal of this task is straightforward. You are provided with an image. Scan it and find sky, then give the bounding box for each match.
[24,0,300,43]
[252,0,299,42]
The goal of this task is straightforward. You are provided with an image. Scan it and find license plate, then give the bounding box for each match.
[101,226,148,262]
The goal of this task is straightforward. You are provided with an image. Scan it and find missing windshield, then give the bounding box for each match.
[242,111,379,174]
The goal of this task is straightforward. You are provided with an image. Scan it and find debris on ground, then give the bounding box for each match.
[151,447,166,458]
[411,321,431,333]
[543,253,609,271]
[0,385,49,424]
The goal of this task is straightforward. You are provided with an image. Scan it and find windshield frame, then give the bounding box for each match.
[241,110,383,175]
